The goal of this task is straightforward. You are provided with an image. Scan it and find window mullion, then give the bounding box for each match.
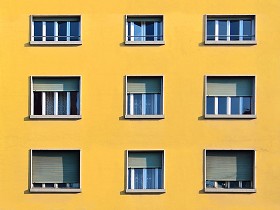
[142,22,145,41]
[240,20,243,41]
[143,168,147,189]
[131,22,134,41]
[54,22,58,41]
[142,94,146,115]
[54,92,58,115]
[42,92,46,115]
[227,97,231,115]
[131,168,135,189]
[42,22,46,41]
[214,97,218,115]
[154,22,158,41]
[130,94,134,115]
[227,20,230,41]
[67,92,71,115]
[240,97,243,115]
[215,20,219,41]
[155,168,159,189]
[154,94,157,115]
[67,21,71,41]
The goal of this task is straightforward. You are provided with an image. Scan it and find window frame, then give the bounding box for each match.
[30,149,82,193]
[204,149,256,193]
[30,75,82,119]
[125,75,164,119]
[30,15,82,45]
[204,14,257,45]
[126,149,166,193]
[204,75,256,119]
[125,15,165,45]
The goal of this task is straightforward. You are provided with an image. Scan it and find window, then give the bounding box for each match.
[30,15,81,45]
[126,150,165,193]
[205,150,256,193]
[125,76,164,119]
[205,15,256,44]
[125,15,164,44]
[205,76,256,118]
[30,150,81,193]
[30,76,81,119]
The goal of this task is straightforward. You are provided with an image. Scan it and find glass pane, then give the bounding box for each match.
[46,21,55,41]
[58,92,67,115]
[58,21,67,41]
[34,92,42,115]
[217,181,227,188]
[127,94,131,115]
[128,168,131,189]
[34,21,43,41]
[230,20,240,40]
[242,97,252,114]
[127,22,131,41]
[157,21,163,41]
[218,97,227,114]
[206,180,215,188]
[46,92,54,115]
[218,20,227,40]
[243,20,253,40]
[242,181,252,188]
[229,181,240,188]
[133,94,142,115]
[70,92,78,115]
[158,168,162,189]
[231,97,240,115]
[145,22,155,41]
[134,22,142,41]
[70,21,80,41]
[206,96,215,114]
[134,168,143,189]
[146,168,156,189]
[207,20,215,40]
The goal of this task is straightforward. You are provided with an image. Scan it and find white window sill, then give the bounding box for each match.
[30,188,81,193]
[125,41,165,45]
[30,115,82,119]
[29,41,82,45]
[126,189,166,193]
[205,114,256,119]
[205,188,256,193]
[125,114,164,119]
[204,40,257,45]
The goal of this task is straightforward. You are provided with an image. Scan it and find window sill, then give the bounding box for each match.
[125,114,164,119]
[125,41,165,45]
[29,41,82,45]
[205,188,256,193]
[30,188,81,193]
[204,40,257,45]
[126,189,166,194]
[204,114,256,119]
[29,115,82,119]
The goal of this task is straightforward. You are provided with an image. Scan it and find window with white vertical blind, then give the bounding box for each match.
[205,150,256,193]
[30,150,81,193]
[125,76,164,119]
[126,150,165,193]
[30,76,81,119]
[205,76,256,118]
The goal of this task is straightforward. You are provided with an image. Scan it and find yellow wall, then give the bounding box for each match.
[0,0,280,209]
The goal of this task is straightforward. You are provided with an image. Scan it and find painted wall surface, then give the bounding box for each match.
[0,0,280,209]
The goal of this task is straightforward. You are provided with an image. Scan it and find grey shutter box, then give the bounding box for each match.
[33,16,80,22]
[206,150,254,181]
[207,77,253,96]
[32,150,80,183]
[128,151,163,168]
[127,77,162,93]
[33,77,80,91]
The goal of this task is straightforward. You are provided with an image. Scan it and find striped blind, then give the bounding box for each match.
[33,77,80,92]
[127,77,162,93]
[32,150,80,183]
[207,77,253,96]
[128,151,163,168]
[206,150,254,181]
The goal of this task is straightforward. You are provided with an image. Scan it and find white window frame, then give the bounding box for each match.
[30,149,82,193]
[125,15,165,45]
[30,15,82,45]
[204,149,256,193]
[125,75,164,119]
[30,75,82,119]
[126,149,166,193]
[204,15,256,45]
[204,75,256,119]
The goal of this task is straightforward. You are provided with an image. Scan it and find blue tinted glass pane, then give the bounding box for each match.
[157,94,161,114]
[158,168,162,189]
[145,94,160,115]
[127,22,131,41]
[46,22,54,41]
[134,169,143,189]
[231,97,240,115]
[217,181,227,188]
[70,21,80,41]
[34,21,43,41]
[242,97,251,114]
[58,21,67,41]
[207,20,215,40]
[229,181,240,188]
[230,20,240,40]
[146,22,155,41]
[157,22,163,41]
[218,97,227,114]
[242,181,252,188]
[206,180,215,188]
[146,169,155,189]
[134,22,142,41]
[128,169,131,189]
[218,20,227,40]
[206,97,215,114]
[243,20,253,40]
[134,94,142,115]
[127,94,130,115]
